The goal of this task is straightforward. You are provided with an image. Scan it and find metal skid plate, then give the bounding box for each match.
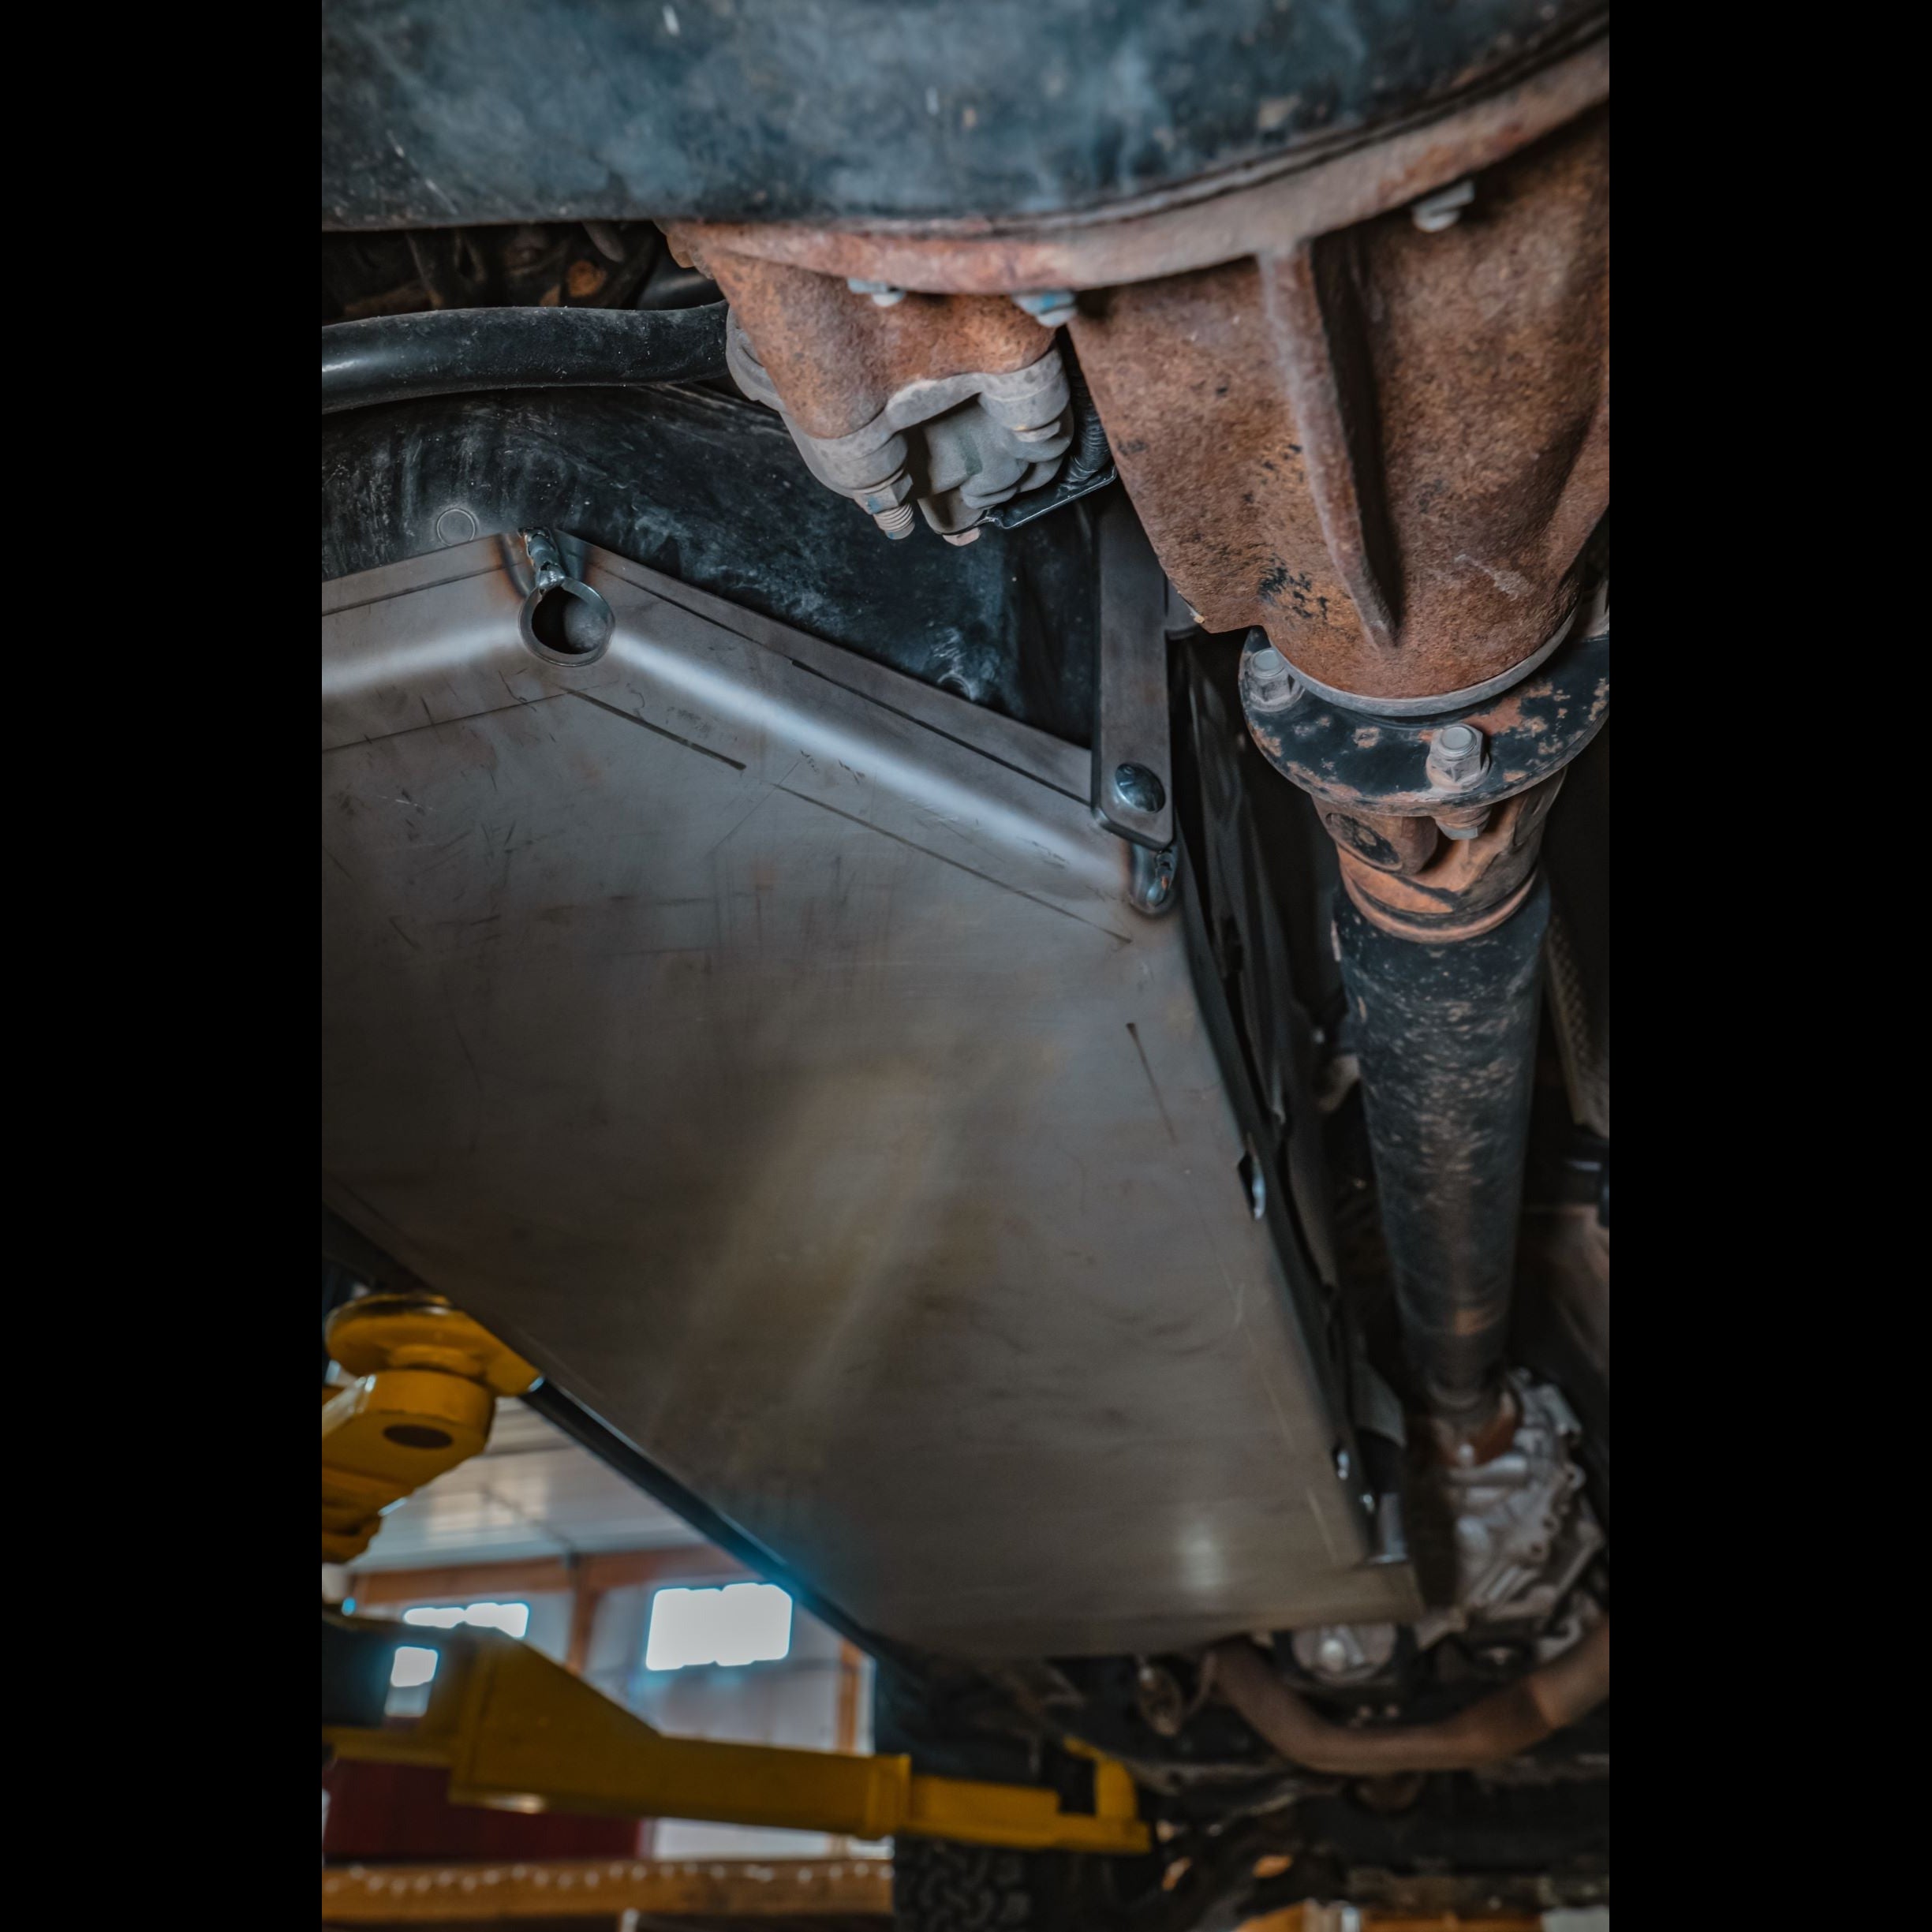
[321,535,1418,1657]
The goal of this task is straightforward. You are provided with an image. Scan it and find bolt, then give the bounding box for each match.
[872,504,917,539]
[1315,1635,1351,1676]
[1135,1663,1186,1737]
[857,476,912,515]
[942,527,981,547]
[1112,763,1167,814]
[846,278,906,308]
[1411,178,1477,232]
[1433,800,1492,842]
[1426,721,1487,790]
[1012,289,1078,328]
[1244,641,1298,707]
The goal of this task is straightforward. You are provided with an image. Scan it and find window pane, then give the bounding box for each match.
[645,1583,793,1671]
[390,1644,440,1689]
[400,1601,531,1639]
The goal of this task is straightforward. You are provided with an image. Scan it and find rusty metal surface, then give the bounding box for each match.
[1239,626,1610,816]
[724,308,1071,536]
[689,252,1053,441]
[1077,105,1608,705]
[1335,779,1565,942]
[1083,255,1348,648]
[694,250,1074,537]
[670,39,1608,297]
[673,51,1604,713]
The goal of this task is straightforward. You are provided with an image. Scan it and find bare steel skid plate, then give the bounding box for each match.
[320,532,1420,1656]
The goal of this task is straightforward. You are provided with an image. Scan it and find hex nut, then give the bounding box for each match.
[1426,721,1488,789]
[1243,641,1299,708]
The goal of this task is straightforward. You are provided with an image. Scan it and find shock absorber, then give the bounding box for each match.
[1239,605,1607,1448]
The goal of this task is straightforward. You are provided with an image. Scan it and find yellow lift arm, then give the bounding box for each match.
[320,1291,1149,1856]
[325,1616,1149,1855]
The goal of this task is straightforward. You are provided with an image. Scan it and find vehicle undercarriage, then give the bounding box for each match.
[321,6,1610,1923]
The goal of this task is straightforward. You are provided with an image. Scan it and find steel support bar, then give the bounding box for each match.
[323,1619,1149,1855]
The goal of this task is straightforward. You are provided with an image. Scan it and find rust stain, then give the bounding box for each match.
[1334,776,1565,940]
[670,48,1606,717]
[677,247,1052,441]
[1074,106,1608,707]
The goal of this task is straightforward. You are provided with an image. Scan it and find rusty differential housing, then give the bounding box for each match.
[672,34,1608,712]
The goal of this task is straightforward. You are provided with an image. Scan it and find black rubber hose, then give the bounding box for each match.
[321,302,731,414]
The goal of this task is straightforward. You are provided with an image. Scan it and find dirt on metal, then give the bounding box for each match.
[1334,778,1567,940]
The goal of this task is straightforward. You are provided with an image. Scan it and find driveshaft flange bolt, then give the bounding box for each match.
[1426,721,1488,790]
[872,503,917,539]
[846,278,906,308]
[1243,641,1299,707]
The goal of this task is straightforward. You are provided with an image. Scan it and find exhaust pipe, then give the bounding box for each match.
[1211,1619,1609,1774]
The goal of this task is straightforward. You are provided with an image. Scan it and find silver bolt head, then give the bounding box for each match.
[1426,721,1487,788]
[1411,178,1477,233]
[1315,1635,1351,1675]
[1112,762,1167,814]
[1013,290,1077,328]
[1243,642,1299,708]
[846,278,906,307]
